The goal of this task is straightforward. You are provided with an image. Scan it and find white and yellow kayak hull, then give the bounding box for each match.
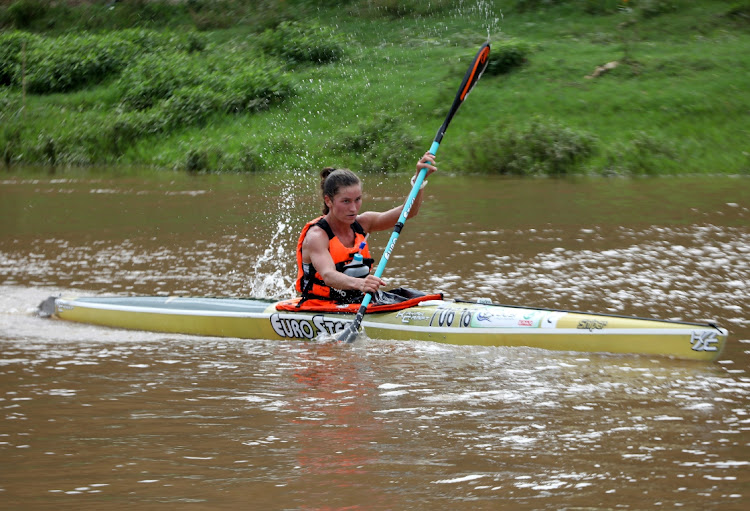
[43,296,728,361]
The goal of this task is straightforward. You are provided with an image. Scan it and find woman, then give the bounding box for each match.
[295,152,437,304]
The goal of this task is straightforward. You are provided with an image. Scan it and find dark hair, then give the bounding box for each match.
[320,167,361,214]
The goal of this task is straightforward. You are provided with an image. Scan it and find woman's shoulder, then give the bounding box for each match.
[302,224,331,250]
[303,216,333,238]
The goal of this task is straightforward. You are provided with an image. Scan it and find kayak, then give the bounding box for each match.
[39,295,728,361]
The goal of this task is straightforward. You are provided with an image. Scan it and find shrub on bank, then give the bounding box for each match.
[1,120,23,168]
[0,29,208,94]
[218,63,295,113]
[0,0,304,32]
[2,0,48,29]
[334,114,422,173]
[185,148,210,173]
[23,33,137,94]
[258,21,346,65]
[604,131,681,176]
[336,115,404,154]
[175,140,268,174]
[513,0,684,16]
[348,0,456,18]
[0,31,39,86]
[237,144,267,172]
[467,118,598,176]
[117,52,203,111]
[0,25,298,168]
[722,2,750,27]
[118,51,294,116]
[0,0,191,31]
[64,51,295,162]
[484,38,533,76]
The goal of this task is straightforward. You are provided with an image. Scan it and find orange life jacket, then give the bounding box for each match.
[295,216,374,303]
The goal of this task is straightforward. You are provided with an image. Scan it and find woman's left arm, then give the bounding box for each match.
[359,152,437,232]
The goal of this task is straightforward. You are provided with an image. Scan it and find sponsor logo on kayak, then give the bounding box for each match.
[270,313,348,339]
[541,311,566,329]
[57,301,75,312]
[427,307,475,328]
[396,310,430,324]
[577,319,608,331]
[690,330,719,352]
[472,309,544,328]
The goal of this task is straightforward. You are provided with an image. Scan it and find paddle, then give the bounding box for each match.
[336,41,491,344]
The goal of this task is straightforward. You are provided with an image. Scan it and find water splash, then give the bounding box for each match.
[457,0,503,41]
[241,160,321,300]
[245,219,295,299]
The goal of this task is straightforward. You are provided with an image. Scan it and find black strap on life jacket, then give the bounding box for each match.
[299,218,373,305]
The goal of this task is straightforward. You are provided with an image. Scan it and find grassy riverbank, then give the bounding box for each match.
[1,0,749,176]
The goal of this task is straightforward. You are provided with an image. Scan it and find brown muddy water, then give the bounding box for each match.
[1,172,748,510]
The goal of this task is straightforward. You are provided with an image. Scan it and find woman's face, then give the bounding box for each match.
[326,184,363,224]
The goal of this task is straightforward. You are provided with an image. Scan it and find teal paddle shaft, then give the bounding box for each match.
[355,151,434,310]
[337,42,490,343]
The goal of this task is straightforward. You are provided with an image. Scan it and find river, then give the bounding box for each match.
[1,172,748,509]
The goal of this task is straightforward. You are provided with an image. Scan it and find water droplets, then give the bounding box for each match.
[455,0,503,41]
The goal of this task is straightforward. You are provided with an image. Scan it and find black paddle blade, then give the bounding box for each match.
[435,42,491,145]
[458,42,491,102]
[336,322,359,344]
[336,307,366,343]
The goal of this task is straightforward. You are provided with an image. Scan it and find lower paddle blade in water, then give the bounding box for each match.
[336,323,359,343]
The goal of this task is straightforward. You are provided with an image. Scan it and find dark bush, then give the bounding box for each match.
[484,39,532,76]
[186,148,209,173]
[349,0,455,18]
[120,0,179,27]
[638,0,680,19]
[23,33,138,94]
[2,29,207,94]
[161,85,222,128]
[467,117,598,175]
[334,114,422,173]
[1,120,24,169]
[582,0,622,15]
[512,0,569,13]
[360,129,422,173]
[0,31,38,87]
[218,62,295,113]
[336,115,403,154]
[118,52,199,111]
[5,0,48,29]
[724,1,750,25]
[258,21,345,65]
[604,131,680,175]
[238,144,266,172]
[118,51,294,116]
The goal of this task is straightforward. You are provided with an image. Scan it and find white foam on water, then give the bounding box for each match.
[432,474,485,484]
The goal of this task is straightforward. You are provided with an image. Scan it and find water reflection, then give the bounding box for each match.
[0,316,748,508]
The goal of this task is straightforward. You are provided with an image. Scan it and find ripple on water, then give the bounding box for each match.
[445,225,750,327]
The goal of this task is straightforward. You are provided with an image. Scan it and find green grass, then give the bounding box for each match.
[1,0,749,176]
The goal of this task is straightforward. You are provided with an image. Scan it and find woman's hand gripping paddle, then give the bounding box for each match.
[336,42,491,344]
